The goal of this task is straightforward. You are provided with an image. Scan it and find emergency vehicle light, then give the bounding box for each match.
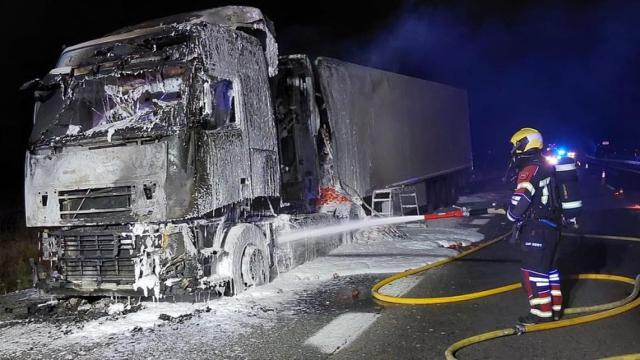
[545,155,559,165]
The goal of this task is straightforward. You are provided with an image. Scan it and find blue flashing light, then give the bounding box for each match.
[556,148,567,157]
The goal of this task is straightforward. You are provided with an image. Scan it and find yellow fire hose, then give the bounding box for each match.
[600,354,640,360]
[371,231,640,359]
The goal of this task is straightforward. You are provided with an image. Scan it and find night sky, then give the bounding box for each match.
[3,0,640,212]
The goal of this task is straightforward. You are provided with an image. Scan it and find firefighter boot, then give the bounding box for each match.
[517,313,553,326]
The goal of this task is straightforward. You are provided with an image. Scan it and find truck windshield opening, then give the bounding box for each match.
[30,64,190,144]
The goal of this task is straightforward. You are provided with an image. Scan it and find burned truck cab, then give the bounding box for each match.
[25,7,281,297]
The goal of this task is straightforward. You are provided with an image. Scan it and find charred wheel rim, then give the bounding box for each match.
[240,245,266,287]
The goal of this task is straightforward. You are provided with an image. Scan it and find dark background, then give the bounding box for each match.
[2,0,639,215]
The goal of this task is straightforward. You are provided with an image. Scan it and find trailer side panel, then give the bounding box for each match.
[314,57,472,196]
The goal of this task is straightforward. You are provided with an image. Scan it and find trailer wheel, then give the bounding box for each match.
[220,224,270,295]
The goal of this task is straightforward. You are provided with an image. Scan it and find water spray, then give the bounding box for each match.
[277,207,506,244]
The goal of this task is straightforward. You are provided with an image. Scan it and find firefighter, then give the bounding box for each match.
[506,128,564,325]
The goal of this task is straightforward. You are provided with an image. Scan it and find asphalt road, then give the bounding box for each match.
[241,166,640,360]
[2,164,638,360]
[337,166,640,360]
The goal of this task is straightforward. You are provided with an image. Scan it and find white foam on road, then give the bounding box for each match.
[470,218,491,225]
[0,216,487,359]
[70,302,207,339]
[379,274,423,296]
[279,219,484,282]
[304,312,380,354]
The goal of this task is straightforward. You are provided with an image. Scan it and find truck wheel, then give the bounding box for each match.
[220,224,270,295]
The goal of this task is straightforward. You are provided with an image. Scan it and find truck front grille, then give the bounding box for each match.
[61,232,136,284]
[58,186,133,221]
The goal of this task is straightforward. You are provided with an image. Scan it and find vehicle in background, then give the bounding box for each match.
[543,143,577,165]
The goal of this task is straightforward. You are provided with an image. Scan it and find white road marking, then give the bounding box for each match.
[305,312,380,354]
[470,218,491,225]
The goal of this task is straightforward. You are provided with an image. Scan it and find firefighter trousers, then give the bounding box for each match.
[518,220,563,320]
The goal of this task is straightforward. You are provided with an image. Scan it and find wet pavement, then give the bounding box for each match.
[227,167,640,359]
[1,165,639,359]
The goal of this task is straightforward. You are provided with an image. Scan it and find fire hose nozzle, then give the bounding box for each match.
[424,209,466,221]
[423,207,506,221]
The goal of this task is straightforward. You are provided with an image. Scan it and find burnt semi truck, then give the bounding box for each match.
[24,7,472,298]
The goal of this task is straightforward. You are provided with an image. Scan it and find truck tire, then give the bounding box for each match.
[219,224,270,295]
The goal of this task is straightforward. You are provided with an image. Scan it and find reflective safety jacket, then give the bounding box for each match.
[507,159,561,225]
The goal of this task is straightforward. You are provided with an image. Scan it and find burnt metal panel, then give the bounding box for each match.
[57,228,136,285]
[198,128,250,212]
[103,6,279,77]
[58,186,134,221]
[272,55,322,210]
[314,57,472,196]
[25,141,168,227]
[196,25,280,210]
